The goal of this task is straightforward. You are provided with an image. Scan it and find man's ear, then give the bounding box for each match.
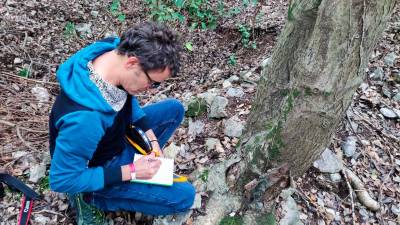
[125,56,140,69]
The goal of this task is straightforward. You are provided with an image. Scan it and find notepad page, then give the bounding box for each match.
[131,154,174,186]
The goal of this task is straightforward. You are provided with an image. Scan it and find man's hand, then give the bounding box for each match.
[145,129,163,157]
[134,153,161,180]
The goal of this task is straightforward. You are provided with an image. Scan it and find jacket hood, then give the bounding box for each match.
[56,38,121,113]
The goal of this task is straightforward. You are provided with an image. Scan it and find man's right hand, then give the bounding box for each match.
[134,153,161,180]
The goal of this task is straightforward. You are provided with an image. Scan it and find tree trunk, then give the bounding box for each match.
[193,0,396,224]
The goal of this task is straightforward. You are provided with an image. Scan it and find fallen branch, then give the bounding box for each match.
[343,167,380,211]
[0,119,48,133]
[341,170,356,225]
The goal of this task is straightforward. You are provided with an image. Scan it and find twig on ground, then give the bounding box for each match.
[16,126,37,152]
[0,119,48,133]
[148,84,174,103]
[1,72,59,86]
[342,169,356,225]
[377,147,395,225]
[33,209,66,217]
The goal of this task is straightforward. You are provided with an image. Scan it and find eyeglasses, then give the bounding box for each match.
[143,70,161,89]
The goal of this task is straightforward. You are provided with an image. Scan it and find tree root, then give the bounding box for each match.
[343,167,380,211]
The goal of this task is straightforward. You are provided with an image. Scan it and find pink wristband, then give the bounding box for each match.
[129,163,135,173]
[129,163,136,180]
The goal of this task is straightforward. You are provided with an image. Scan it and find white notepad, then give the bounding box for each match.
[131,154,174,186]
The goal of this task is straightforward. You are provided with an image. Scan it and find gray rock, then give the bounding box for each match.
[391,204,400,215]
[313,148,343,173]
[75,23,92,37]
[359,208,370,221]
[222,80,232,88]
[163,142,180,159]
[226,87,245,98]
[279,196,303,225]
[153,210,192,225]
[359,82,369,92]
[33,215,50,224]
[393,108,400,118]
[261,57,271,68]
[208,96,228,118]
[209,67,223,79]
[361,140,370,146]
[228,75,240,83]
[342,136,357,157]
[188,119,204,138]
[280,188,296,199]
[197,88,220,105]
[104,31,119,38]
[383,52,398,67]
[370,67,384,80]
[393,92,400,101]
[14,57,23,64]
[380,107,398,118]
[12,151,28,158]
[224,116,245,137]
[29,164,46,183]
[325,208,336,220]
[330,173,342,183]
[31,86,49,103]
[191,193,202,209]
[90,10,99,17]
[382,86,392,98]
[205,138,219,151]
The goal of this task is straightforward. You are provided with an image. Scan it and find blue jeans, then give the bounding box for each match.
[89,99,195,215]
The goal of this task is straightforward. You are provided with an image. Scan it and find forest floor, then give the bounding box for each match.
[0,1,399,225]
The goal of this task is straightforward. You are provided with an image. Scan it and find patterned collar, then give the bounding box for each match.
[87,61,127,111]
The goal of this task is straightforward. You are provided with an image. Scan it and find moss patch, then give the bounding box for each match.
[219,216,243,225]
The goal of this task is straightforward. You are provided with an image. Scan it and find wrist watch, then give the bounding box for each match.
[129,163,136,180]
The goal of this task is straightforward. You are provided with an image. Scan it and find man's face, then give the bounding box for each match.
[121,57,171,95]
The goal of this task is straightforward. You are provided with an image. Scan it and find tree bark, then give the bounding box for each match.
[194,0,396,224]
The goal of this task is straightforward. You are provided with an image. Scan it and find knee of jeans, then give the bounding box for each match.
[166,98,185,123]
[173,183,196,212]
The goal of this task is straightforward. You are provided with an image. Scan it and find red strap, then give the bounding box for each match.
[18,195,34,225]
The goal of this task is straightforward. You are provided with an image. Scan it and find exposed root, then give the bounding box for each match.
[343,167,380,211]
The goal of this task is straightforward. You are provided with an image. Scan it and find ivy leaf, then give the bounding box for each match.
[117,14,126,22]
[174,0,185,8]
[190,22,198,30]
[185,42,193,51]
[201,22,207,29]
[172,12,185,22]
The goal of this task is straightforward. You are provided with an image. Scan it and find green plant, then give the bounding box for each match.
[186,97,207,117]
[228,7,241,17]
[64,21,75,37]
[256,211,276,225]
[144,0,220,30]
[110,0,126,22]
[219,216,243,225]
[145,0,185,22]
[199,169,209,182]
[38,176,50,193]
[187,0,219,29]
[238,24,256,49]
[18,67,30,78]
[228,54,237,65]
[185,42,194,51]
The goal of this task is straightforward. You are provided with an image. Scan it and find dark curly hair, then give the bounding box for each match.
[117,22,182,77]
